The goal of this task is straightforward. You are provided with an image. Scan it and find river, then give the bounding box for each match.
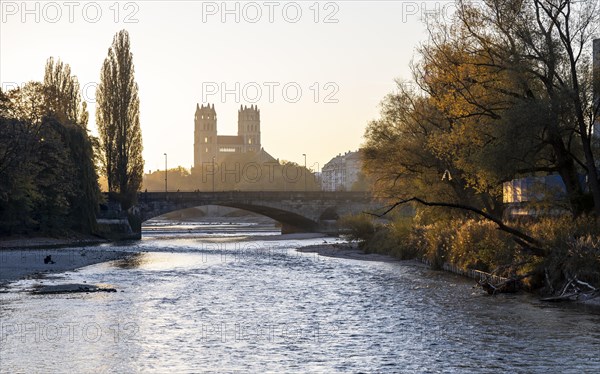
[1,221,600,373]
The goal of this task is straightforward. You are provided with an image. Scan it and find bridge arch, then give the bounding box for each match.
[136,191,377,235]
[142,202,319,233]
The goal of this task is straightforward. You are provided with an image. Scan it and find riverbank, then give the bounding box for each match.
[297,242,401,263]
[0,235,132,284]
[0,247,132,284]
[300,242,600,307]
[0,233,108,250]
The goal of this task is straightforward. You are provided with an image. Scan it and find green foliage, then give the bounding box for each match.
[0,58,100,236]
[61,123,100,233]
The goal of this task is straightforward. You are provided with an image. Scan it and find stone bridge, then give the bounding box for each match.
[136,191,381,234]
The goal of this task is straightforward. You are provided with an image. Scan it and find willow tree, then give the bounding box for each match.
[437,0,600,216]
[96,30,144,209]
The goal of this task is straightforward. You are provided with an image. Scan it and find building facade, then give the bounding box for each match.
[193,104,262,171]
[321,150,363,191]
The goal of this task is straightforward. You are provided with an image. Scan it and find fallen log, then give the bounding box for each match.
[541,276,600,302]
[540,290,600,302]
[478,272,533,295]
[33,283,117,294]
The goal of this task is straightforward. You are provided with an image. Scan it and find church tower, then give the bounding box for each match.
[194,103,217,170]
[238,104,261,153]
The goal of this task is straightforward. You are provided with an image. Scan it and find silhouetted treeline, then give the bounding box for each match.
[142,156,321,192]
[0,58,100,236]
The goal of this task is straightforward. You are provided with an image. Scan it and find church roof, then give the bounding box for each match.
[257,148,277,163]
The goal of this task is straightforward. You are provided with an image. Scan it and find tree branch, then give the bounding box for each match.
[368,197,544,249]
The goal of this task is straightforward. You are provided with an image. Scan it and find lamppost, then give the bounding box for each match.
[302,153,307,192]
[212,156,216,193]
[164,153,168,195]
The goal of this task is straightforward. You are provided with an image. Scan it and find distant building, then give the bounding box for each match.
[192,103,275,173]
[321,150,364,191]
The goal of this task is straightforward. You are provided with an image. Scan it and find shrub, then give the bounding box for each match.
[338,214,376,244]
[362,217,419,259]
[449,219,516,273]
[414,219,456,269]
[526,216,600,291]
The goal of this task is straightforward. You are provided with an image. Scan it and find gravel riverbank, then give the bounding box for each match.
[297,242,401,263]
[0,235,132,284]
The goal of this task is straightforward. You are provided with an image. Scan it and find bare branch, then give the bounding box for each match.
[368,197,543,248]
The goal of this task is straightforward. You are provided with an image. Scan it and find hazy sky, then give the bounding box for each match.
[1,1,457,172]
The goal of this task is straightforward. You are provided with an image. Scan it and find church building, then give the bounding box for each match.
[193,103,270,171]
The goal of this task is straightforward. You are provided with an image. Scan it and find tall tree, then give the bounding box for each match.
[363,81,499,215]
[42,57,100,233]
[43,57,85,125]
[96,30,144,209]
[396,0,599,216]
[447,0,600,216]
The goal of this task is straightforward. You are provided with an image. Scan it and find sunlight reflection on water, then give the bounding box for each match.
[1,225,600,373]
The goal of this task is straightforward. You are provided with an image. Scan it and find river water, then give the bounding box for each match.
[1,221,600,373]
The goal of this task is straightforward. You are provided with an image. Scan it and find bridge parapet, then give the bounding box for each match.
[138,191,372,202]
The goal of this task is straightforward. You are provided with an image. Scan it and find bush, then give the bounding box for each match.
[344,210,600,294]
[362,217,419,259]
[338,214,376,244]
[525,217,600,291]
[449,219,516,273]
[414,219,456,269]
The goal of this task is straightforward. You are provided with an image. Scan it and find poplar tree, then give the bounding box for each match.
[96,30,144,209]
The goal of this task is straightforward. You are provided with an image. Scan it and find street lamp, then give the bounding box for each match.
[302,153,307,192]
[164,153,168,195]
